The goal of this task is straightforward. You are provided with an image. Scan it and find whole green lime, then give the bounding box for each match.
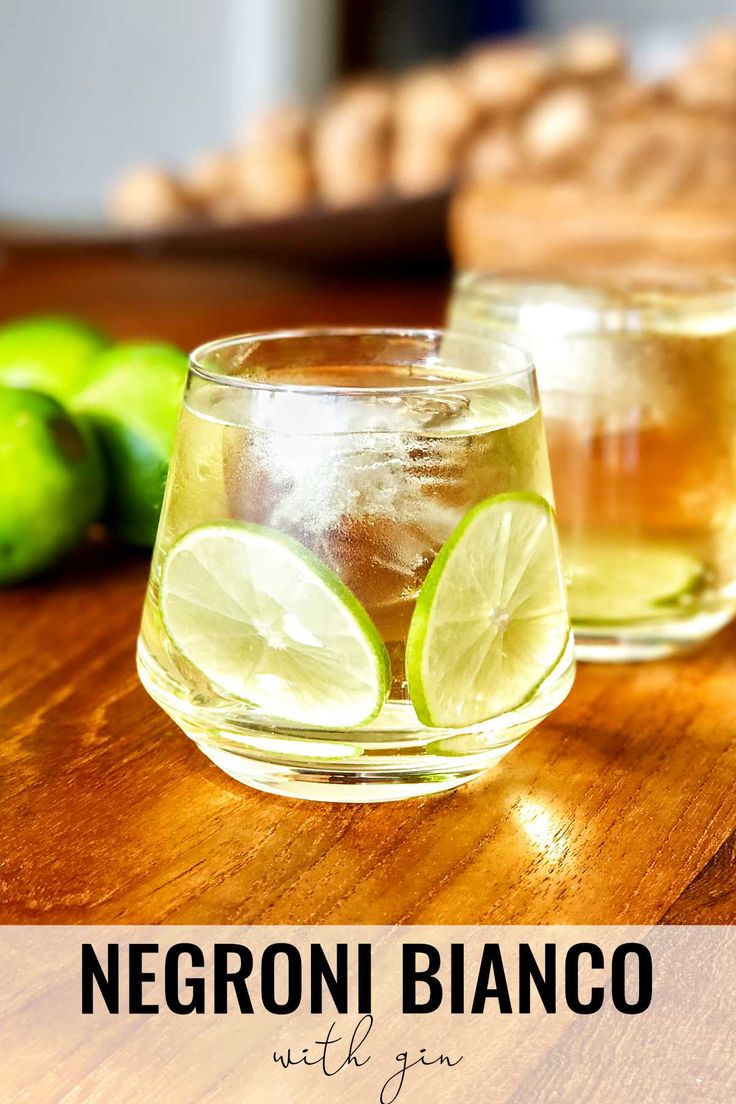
[0,386,106,585]
[0,315,109,404]
[73,342,188,546]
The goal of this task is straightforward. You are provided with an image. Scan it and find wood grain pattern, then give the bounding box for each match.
[0,248,734,925]
[661,831,736,924]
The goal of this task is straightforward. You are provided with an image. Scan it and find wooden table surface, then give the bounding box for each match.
[1,246,734,926]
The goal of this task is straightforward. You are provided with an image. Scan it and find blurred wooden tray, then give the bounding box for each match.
[450,181,736,276]
[1,189,452,270]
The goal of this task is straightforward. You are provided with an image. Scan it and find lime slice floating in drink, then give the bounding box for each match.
[564,538,704,624]
[406,492,569,728]
[160,521,391,727]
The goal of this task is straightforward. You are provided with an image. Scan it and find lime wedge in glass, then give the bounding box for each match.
[406,492,569,728]
[564,538,704,624]
[160,522,391,728]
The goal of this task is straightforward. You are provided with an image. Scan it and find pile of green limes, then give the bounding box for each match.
[0,316,188,585]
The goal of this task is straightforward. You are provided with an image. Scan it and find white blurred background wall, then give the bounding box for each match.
[0,0,337,220]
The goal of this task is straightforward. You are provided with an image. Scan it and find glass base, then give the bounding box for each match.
[573,606,736,663]
[137,638,575,803]
[196,742,493,802]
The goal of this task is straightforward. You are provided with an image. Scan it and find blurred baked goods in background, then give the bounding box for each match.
[108,166,194,230]
[107,23,614,228]
[108,23,736,239]
[312,79,393,208]
[452,25,736,276]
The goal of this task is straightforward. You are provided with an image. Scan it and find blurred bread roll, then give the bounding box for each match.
[183,150,236,206]
[460,43,551,114]
[330,76,394,130]
[394,66,475,142]
[602,77,657,118]
[205,191,250,224]
[692,28,736,72]
[240,105,311,151]
[557,25,625,80]
[669,61,736,112]
[520,86,596,168]
[463,126,521,181]
[231,148,312,218]
[234,104,313,217]
[107,165,192,228]
[313,124,387,208]
[313,79,392,207]
[391,67,474,196]
[391,137,457,196]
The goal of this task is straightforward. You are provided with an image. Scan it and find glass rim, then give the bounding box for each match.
[188,327,533,396]
[453,269,736,334]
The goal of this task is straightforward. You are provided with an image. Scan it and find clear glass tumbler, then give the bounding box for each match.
[137,328,574,801]
[449,272,736,661]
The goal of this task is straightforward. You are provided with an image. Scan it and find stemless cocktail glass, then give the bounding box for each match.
[449,272,736,661]
[137,329,574,801]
